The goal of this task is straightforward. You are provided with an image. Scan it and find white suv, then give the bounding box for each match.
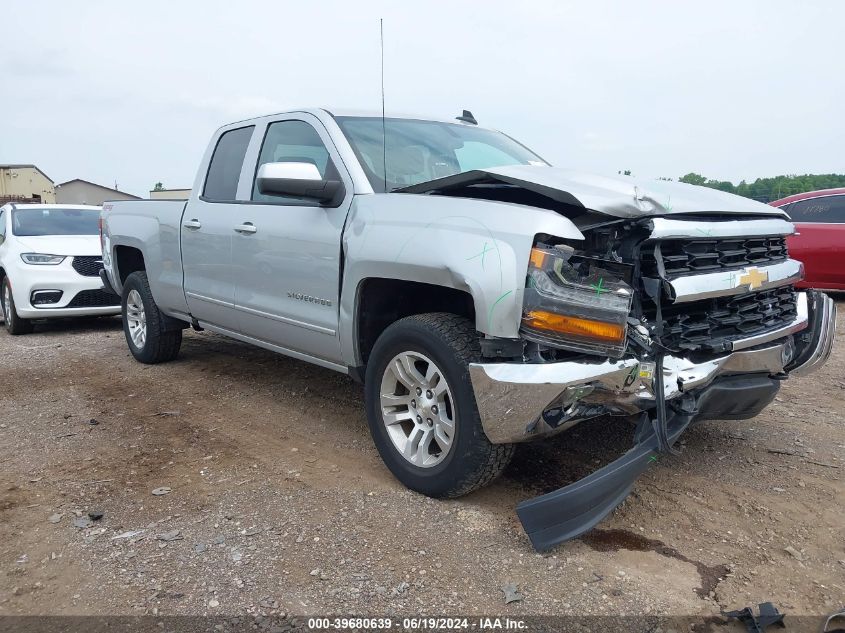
[0,203,120,334]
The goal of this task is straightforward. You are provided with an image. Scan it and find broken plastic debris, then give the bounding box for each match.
[722,602,784,633]
[784,545,803,561]
[72,517,93,529]
[502,582,523,604]
[155,530,182,542]
[111,530,145,540]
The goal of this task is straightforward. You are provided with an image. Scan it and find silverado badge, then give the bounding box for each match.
[287,291,332,307]
[738,267,769,291]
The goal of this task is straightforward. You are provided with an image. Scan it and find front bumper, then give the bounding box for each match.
[468,290,836,551]
[469,291,835,445]
[786,289,837,376]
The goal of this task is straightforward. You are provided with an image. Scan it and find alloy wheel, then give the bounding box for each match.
[126,289,147,349]
[379,351,456,468]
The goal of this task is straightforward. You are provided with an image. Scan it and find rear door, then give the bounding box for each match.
[181,125,254,331]
[230,114,353,365]
[785,194,845,288]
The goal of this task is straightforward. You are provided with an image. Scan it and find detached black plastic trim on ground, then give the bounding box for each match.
[516,412,693,552]
[722,602,785,633]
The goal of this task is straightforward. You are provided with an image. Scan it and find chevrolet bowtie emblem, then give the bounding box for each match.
[738,267,769,290]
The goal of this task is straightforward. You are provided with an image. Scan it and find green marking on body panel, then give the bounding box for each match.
[590,277,609,297]
[487,289,514,327]
[466,242,493,271]
[394,215,505,294]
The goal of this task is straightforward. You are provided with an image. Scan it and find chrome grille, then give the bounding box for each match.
[638,219,799,352]
[653,286,798,351]
[641,236,788,278]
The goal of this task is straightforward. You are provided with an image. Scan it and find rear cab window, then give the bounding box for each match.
[202,126,255,201]
[787,195,845,223]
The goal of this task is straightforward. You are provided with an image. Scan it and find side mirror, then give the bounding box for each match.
[256,162,344,204]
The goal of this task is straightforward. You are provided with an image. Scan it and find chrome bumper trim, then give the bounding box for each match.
[469,357,640,444]
[648,217,794,240]
[469,342,789,444]
[661,344,789,397]
[666,258,803,303]
[789,292,837,377]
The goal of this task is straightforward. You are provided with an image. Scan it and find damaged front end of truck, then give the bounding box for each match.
[401,167,837,551]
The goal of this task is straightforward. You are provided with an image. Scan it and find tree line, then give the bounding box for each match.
[675,173,845,203]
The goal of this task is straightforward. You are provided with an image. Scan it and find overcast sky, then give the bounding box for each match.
[2,0,842,197]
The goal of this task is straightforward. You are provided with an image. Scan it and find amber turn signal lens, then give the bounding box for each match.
[528,248,548,269]
[523,310,624,342]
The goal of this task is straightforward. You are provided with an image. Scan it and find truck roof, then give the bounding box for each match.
[225,107,490,129]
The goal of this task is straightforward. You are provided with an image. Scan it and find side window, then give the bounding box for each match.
[202,126,255,201]
[787,195,845,223]
[0,210,5,238]
[252,120,338,203]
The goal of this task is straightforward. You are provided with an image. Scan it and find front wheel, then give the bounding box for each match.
[2,278,34,335]
[121,271,182,364]
[364,313,514,498]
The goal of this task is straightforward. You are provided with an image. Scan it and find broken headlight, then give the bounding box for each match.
[521,245,633,358]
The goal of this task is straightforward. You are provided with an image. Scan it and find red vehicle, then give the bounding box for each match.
[771,188,845,290]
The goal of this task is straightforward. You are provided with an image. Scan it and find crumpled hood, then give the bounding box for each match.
[398,165,786,219]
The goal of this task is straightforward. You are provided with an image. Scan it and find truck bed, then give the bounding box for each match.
[101,199,190,317]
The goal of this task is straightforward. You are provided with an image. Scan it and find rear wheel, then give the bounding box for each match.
[2,278,34,335]
[364,313,514,498]
[121,271,182,363]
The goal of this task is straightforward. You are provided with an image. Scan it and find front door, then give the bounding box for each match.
[231,115,352,365]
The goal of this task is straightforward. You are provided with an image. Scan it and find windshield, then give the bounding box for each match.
[335,117,546,192]
[12,208,100,236]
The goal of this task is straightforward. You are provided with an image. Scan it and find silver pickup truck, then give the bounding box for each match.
[101,108,835,550]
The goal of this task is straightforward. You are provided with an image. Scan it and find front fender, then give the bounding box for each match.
[339,193,583,366]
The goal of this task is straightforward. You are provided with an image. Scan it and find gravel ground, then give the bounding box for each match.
[0,302,842,624]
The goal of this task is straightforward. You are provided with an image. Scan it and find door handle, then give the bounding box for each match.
[234,222,257,234]
[183,219,202,230]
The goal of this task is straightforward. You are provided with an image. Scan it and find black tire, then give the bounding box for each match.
[121,271,182,364]
[2,278,34,335]
[364,312,515,498]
